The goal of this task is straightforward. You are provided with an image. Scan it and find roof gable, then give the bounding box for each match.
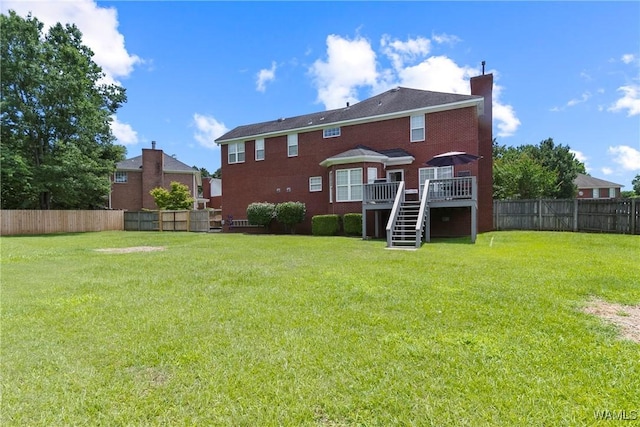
[216,87,482,143]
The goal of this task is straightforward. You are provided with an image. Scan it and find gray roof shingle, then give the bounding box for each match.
[215,87,482,143]
[574,173,623,188]
[117,152,196,173]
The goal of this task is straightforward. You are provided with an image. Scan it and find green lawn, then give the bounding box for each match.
[1,231,638,426]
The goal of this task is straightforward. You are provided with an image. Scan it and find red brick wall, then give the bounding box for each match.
[141,149,164,210]
[470,74,494,232]
[110,149,198,211]
[222,93,490,235]
[110,171,143,210]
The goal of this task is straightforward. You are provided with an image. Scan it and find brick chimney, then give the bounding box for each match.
[470,70,493,232]
[141,141,164,209]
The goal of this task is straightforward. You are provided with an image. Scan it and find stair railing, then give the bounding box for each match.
[385,181,405,247]
[415,179,430,248]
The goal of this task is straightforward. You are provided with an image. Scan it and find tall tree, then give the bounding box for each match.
[1,11,126,209]
[493,138,586,200]
[633,174,640,196]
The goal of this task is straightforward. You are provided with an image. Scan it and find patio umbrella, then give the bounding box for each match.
[425,151,480,167]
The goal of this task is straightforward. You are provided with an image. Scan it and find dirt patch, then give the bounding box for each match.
[95,246,166,254]
[584,298,640,343]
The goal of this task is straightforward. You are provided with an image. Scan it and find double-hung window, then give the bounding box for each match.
[228,142,245,164]
[255,139,265,161]
[114,171,128,183]
[410,114,425,142]
[336,168,363,202]
[323,127,341,138]
[287,134,298,157]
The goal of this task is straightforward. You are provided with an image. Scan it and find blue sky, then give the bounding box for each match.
[3,1,640,189]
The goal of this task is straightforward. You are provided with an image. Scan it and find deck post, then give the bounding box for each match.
[471,203,477,243]
[362,204,367,239]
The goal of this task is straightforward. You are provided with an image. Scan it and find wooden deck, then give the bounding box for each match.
[362,177,478,246]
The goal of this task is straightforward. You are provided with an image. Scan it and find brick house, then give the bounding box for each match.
[574,173,623,199]
[215,73,494,247]
[110,142,206,211]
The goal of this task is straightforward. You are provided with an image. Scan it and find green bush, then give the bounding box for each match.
[149,181,194,210]
[343,213,362,236]
[312,215,341,236]
[246,202,276,227]
[275,201,306,233]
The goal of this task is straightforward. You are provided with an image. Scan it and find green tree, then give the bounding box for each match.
[493,138,586,200]
[149,181,194,210]
[494,150,556,199]
[1,11,126,209]
[633,174,640,196]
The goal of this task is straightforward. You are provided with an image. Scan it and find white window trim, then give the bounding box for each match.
[309,176,322,192]
[228,142,245,164]
[418,166,453,197]
[367,167,378,184]
[336,168,363,202]
[114,171,128,183]
[609,187,616,198]
[410,114,425,142]
[287,134,298,157]
[323,127,341,138]
[255,138,265,161]
[593,188,600,199]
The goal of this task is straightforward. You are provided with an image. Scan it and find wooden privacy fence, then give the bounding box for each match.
[124,210,210,232]
[1,210,124,236]
[494,199,640,235]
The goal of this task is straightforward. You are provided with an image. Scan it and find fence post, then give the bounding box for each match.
[573,199,579,232]
[538,199,542,231]
[632,198,637,235]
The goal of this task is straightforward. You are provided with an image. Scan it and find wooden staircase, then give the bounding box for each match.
[389,201,422,247]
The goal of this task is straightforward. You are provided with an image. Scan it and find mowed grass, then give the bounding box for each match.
[1,231,638,426]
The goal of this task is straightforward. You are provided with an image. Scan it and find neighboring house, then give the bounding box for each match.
[215,72,494,247]
[202,177,222,209]
[110,141,207,210]
[574,173,623,199]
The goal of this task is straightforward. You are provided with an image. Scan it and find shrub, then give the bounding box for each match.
[312,215,341,236]
[149,181,194,210]
[343,213,362,236]
[275,201,306,234]
[246,202,276,227]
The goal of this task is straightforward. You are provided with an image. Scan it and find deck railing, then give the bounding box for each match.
[363,181,401,204]
[425,176,476,201]
[385,181,405,247]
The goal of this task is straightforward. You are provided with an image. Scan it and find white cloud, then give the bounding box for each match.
[110,115,138,145]
[309,34,378,109]
[608,145,640,171]
[381,34,431,70]
[601,167,613,175]
[193,114,229,149]
[431,32,461,45]
[1,0,141,84]
[621,54,636,64]
[608,85,640,116]
[256,61,277,93]
[567,92,592,107]
[309,34,520,137]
